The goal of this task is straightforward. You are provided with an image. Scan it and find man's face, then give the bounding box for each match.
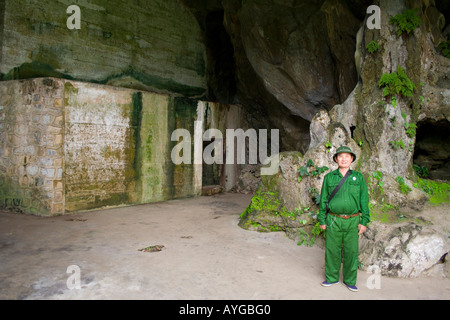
[336,152,353,169]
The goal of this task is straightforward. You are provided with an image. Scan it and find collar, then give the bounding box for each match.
[332,168,353,177]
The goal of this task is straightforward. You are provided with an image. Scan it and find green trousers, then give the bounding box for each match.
[325,214,360,286]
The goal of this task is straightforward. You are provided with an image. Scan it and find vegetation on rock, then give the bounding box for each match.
[366,41,379,54]
[389,8,421,37]
[378,66,416,98]
[437,36,450,59]
[414,179,450,206]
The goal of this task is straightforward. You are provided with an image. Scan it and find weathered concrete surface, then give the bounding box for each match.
[0,193,448,300]
[0,78,65,215]
[0,78,242,216]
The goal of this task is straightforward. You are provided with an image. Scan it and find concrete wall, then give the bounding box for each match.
[0,78,240,215]
[0,78,65,214]
[63,81,142,212]
[0,0,206,97]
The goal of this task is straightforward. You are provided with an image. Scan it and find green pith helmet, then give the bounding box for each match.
[333,146,356,163]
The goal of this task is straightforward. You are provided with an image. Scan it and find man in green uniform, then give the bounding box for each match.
[318,146,370,292]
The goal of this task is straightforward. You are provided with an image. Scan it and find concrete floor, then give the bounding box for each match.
[0,193,448,300]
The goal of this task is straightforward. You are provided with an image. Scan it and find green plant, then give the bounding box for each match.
[310,222,326,243]
[392,96,397,108]
[297,159,329,181]
[415,178,450,205]
[366,40,379,54]
[297,222,325,247]
[401,111,417,138]
[369,171,384,194]
[413,164,429,178]
[308,187,321,205]
[371,170,383,181]
[369,204,402,223]
[367,172,407,222]
[241,190,282,219]
[378,66,416,98]
[311,166,329,177]
[358,260,364,270]
[298,158,327,203]
[283,207,302,220]
[401,111,407,121]
[298,165,309,180]
[418,95,425,110]
[389,8,421,37]
[297,228,310,246]
[437,36,450,58]
[389,139,405,150]
[396,176,412,194]
[404,122,417,138]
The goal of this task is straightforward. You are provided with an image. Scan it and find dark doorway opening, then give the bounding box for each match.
[204,10,237,104]
[202,139,221,186]
[413,120,450,180]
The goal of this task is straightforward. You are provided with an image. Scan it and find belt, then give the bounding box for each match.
[328,212,360,219]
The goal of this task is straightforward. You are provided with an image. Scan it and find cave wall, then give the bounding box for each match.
[303,0,449,209]
[225,0,361,121]
[184,0,372,153]
[0,0,207,97]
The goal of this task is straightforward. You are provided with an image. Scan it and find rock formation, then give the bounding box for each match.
[184,0,375,152]
[240,0,450,278]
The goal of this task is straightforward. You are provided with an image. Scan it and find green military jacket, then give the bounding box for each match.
[318,169,370,227]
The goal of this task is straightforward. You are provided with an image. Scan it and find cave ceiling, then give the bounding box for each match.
[183,0,374,152]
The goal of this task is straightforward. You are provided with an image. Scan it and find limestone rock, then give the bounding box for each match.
[240,0,450,278]
[217,0,368,152]
[309,110,331,149]
[202,185,224,196]
[304,0,448,211]
[360,221,449,278]
[239,151,327,247]
[233,164,261,194]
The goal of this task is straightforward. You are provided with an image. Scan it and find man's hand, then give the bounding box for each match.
[320,225,327,231]
[358,224,367,235]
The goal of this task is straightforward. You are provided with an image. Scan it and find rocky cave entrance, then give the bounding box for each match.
[204,10,237,104]
[413,120,450,181]
[201,9,241,194]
